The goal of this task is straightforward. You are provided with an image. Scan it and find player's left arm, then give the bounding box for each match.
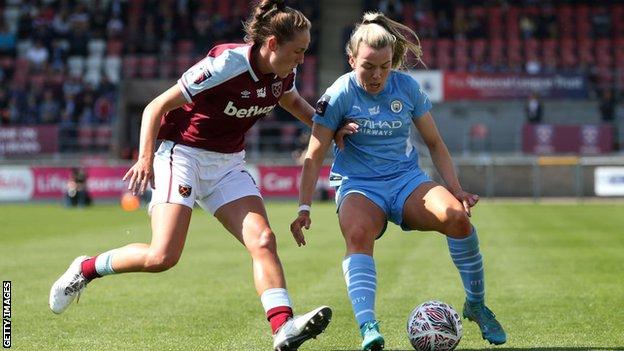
[279,89,358,150]
[414,113,479,215]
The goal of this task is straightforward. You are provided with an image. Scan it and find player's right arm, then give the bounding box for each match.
[290,76,350,245]
[123,85,188,195]
[290,123,334,246]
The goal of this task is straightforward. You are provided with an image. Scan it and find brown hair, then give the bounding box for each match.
[243,0,311,45]
[346,12,424,69]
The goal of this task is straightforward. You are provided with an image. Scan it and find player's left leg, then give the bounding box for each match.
[401,181,506,345]
[214,195,331,351]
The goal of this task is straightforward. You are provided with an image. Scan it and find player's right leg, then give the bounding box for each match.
[338,193,387,351]
[49,203,192,314]
[50,141,196,314]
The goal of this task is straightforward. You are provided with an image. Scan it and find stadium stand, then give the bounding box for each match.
[362,0,623,95]
[0,0,320,156]
[0,0,620,158]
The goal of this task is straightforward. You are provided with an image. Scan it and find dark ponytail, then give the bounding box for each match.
[243,0,311,45]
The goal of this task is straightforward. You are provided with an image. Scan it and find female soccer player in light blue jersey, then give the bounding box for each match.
[290,12,506,351]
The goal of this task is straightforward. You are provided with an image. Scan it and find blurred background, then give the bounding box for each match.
[0,0,622,204]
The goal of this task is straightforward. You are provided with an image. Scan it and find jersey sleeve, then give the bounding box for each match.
[177,52,247,103]
[409,77,433,119]
[312,78,349,131]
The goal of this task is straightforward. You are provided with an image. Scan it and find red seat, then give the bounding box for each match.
[299,56,317,100]
[122,56,139,78]
[139,55,158,79]
[175,55,195,77]
[95,126,112,148]
[471,39,487,62]
[78,127,95,150]
[420,39,434,65]
[177,40,195,55]
[106,40,123,57]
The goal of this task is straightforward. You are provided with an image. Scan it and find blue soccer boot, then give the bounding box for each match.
[463,300,507,345]
[360,320,385,351]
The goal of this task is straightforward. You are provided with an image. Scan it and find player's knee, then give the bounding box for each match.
[144,251,180,272]
[252,228,277,254]
[445,209,472,238]
[344,226,373,252]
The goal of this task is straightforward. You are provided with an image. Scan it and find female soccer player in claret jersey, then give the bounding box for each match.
[290,12,506,351]
[49,1,339,349]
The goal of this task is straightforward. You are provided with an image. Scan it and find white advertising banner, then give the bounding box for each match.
[407,70,443,102]
[0,167,34,201]
[595,167,624,196]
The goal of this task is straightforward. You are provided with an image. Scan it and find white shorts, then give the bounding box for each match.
[148,140,261,215]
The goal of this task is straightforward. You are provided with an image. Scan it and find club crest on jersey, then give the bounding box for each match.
[316,94,330,116]
[193,66,212,84]
[272,82,282,97]
[178,184,192,198]
[391,100,403,113]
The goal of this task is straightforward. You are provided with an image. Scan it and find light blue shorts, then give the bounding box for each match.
[335,169,432,237]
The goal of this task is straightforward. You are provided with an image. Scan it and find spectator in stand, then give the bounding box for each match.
[600,89,616,123]
[0,87,9,125]
[7,95,22,125]
[23,93,40,125]
[39,90,61,124]
[26,39,49,70]
[52,7,71,39]
[591,6,611,38]
[599,89,618,151]
[64,167,92,208]
[525,92,543,124]
[0,23,16,57]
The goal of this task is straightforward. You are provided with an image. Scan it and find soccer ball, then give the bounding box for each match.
[406,300,463,351]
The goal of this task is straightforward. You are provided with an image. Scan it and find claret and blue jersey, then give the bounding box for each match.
[313,70,433,180]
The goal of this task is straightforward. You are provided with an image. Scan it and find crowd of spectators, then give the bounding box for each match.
[363,0,623,97]
[0,0,320,154]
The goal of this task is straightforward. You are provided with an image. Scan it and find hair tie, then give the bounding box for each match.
[274,0,286,11]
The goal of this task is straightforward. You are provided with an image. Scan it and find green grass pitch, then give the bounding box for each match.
[1,201,623,350]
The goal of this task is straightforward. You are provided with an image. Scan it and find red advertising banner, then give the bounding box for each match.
[0,125,59,156]
[522,123,614,154]
[32,166,128,199]
[0,165,336,202]
[443,73,587,100]
[256,165,334,198]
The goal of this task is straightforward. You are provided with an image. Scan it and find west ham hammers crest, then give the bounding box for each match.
[271,81,282,97]
[178,184,192,198]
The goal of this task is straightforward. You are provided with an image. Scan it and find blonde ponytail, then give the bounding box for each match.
[346,12,424,69]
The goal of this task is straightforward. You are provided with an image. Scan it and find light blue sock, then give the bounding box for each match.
[342,254,377,327]
[447,227,484,303]
[95,250,117,276]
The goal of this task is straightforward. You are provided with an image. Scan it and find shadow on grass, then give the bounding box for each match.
[332,348,624,351]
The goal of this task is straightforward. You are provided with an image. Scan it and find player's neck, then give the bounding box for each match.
[255,45,273,75]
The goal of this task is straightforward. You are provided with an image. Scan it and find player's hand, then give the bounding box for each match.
[334,120,359,150]
[289,212,311,247]
[123,158,155,196]
[452,189,479,217]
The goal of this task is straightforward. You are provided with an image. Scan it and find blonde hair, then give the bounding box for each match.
[346,12,424,69]
[243,0,311,45]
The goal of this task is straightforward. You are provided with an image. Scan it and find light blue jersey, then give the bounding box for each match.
[313,70,432,181]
